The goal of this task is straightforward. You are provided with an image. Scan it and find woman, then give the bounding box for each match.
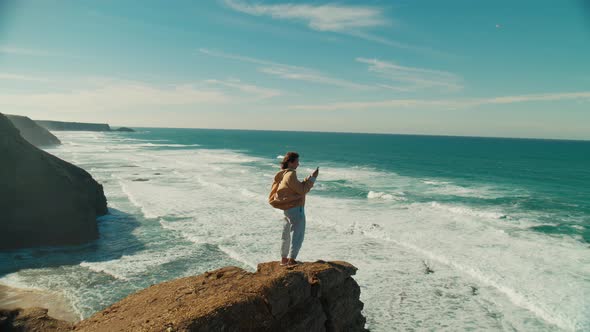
[268,152,319,266]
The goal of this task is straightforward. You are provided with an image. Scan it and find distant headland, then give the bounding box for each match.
[5,114,135,147]
[35,120,135,133]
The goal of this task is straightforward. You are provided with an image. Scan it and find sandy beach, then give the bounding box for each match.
[0,283,80,322]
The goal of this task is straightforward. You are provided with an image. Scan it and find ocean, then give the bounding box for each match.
[1,128,589,331]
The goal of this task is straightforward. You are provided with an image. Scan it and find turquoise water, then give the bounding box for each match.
[1,129,589,331]
[131,128,590,242]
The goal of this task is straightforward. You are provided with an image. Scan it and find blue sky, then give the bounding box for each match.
[1,0,589,139]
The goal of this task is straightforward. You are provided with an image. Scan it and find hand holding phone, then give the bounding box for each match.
[312,166,319,178]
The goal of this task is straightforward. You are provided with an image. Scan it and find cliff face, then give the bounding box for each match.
[0,113,108,250]
[0,261,367,332]
[36,120,111,131]
[76,261,367,332]
[6,114,61,147]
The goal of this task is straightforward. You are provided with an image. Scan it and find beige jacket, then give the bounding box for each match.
[268,169,315,210]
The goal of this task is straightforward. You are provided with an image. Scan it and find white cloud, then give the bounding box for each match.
[200,48,370,89]
[357,58,463,92]
[482,92,590,104]
[289,91,590,111]
[0,82,228,111]
[290,99,455,111]
[200,48,275,66]
[0,73,49,82]
[257,66,370,89]
[223,0,386,32]
[222,1,417,49]
[204,78,282,100]
[0,46,60,57]
[347,31,415,50]
[0,78,281,111]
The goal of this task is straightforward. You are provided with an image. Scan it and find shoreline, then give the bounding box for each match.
[0,283,80,323]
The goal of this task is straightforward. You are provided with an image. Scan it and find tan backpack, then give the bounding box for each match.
[268,170,290,209]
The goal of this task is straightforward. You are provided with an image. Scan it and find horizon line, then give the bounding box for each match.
[4,112,586,142]
[118,124,590,143]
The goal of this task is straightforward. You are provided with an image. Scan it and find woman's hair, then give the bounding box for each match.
[280,151,299,169]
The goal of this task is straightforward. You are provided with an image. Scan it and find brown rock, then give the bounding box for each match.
[0,307,73,332]
[75,261,367,332]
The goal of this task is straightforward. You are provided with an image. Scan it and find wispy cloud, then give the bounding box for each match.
[482,92,590,104]
[223,0,386,32]
[0,78,281,111]
[204,78,282,100]
[0,82,228,111]
[357,58,463,92]
[256,66,370,89]
[289,91,590,111]
[200,48,370,89]
[200,48,284,67]
[222,0,419,50]
[0,73,50,82]
[0,46,60,57]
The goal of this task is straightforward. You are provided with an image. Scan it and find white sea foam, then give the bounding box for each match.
[367,191,394,200]
[79,262,130,281]
[240,188,264,200]
[0,272,45,291]
[427,183,502,198]
[80,248,194,281]
[422,179,451,185]
[367,191,406,201]
[357,227,576,331]
[427,201,507,219]
[135,143,201,147]
[310,192,589,330]
[119,179,205,219]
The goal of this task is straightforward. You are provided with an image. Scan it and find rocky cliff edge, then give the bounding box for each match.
[1,261,367,332]
[6,114,61,147]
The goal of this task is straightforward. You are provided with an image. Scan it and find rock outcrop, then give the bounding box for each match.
[76,261,367,332]
[36,120,111,131]
[0,113,108,250]
[0,308,73,332]
[114,127,135,132]
[6,114,61,147]
[0,261,366,332]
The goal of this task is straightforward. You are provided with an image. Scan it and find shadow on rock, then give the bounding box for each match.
[0,208,144,277]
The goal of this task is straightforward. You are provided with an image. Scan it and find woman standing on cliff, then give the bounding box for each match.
[269,152,319,266]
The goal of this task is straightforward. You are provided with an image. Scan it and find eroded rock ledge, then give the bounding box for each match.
[1,261,367,332]
[77,260,367,332]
